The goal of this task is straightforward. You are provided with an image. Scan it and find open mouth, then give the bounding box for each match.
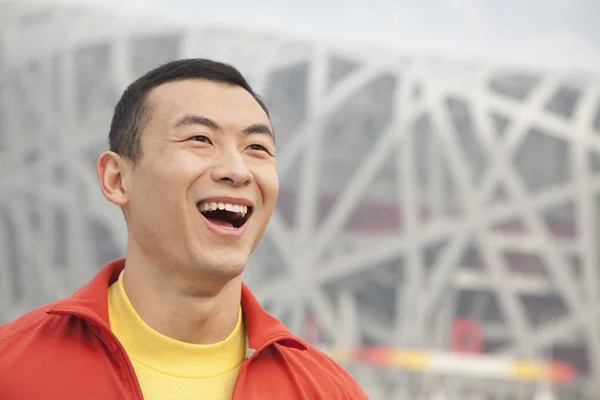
[198,201,253,229]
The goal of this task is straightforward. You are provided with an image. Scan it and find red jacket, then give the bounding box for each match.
[0,259,368,399]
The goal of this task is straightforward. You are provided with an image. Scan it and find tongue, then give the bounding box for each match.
[209,217,235,229]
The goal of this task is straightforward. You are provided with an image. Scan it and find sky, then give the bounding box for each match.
[19,0,600,72]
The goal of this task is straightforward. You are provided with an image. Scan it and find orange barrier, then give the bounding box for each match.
[327,346,576,384]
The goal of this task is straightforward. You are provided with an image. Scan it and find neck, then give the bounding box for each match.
[121,249,242,345]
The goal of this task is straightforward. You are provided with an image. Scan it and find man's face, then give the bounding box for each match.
[121,79,278,279]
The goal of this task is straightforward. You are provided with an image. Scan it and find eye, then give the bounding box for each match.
[248,144,268,152]
[190,135,212,144]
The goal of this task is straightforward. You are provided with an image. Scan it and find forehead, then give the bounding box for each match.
[145,79,270,130]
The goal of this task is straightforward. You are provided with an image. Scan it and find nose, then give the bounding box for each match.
[211,148,253,187]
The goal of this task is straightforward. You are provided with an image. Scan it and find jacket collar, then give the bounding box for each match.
[48,258,308,352]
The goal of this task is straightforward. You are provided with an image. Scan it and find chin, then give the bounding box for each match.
[199,253,249,280]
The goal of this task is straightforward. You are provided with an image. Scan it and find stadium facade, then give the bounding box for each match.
[1,2,600,399]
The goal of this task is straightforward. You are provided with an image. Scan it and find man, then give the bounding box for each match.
[0,59,368,399]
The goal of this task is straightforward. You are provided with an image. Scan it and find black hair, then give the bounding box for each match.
[108,58,269,165]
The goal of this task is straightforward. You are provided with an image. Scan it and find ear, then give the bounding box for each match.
[97,151,130,207]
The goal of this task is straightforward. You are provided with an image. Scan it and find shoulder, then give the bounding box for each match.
[0,303,124,400]
[0,303,62,396]
[299,345,368,398]
[256,342,369,399]
[0,303,55,345]
[0,300,76,372]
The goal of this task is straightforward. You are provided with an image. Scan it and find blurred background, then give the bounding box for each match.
[1,1,599,399]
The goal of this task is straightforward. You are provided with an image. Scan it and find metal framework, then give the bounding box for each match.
[1,3,600,399]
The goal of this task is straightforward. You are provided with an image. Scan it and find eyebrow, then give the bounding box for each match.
[173,114,274,139]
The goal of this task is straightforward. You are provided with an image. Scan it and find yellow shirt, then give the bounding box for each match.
[107,272,246,400]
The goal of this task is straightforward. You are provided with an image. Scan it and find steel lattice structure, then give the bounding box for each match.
[2,3,600,399]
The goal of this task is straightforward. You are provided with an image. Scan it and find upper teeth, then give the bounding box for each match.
[199,202,248,216]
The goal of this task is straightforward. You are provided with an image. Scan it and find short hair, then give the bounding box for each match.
[108,58,269,165]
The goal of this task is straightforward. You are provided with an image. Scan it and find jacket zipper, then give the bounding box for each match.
[231,335,294,400]
[47,309,144,400]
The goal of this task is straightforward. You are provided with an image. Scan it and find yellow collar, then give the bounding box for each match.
[108,272,246,378]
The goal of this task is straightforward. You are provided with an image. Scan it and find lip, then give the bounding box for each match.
[197,196,254,207]
[196,196,254,238]
[200,212,249,238]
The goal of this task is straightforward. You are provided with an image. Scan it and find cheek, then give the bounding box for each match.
[146,152,204,190]
[129,172,172,219]
[132,162,191,211]
[255,166,279,207]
